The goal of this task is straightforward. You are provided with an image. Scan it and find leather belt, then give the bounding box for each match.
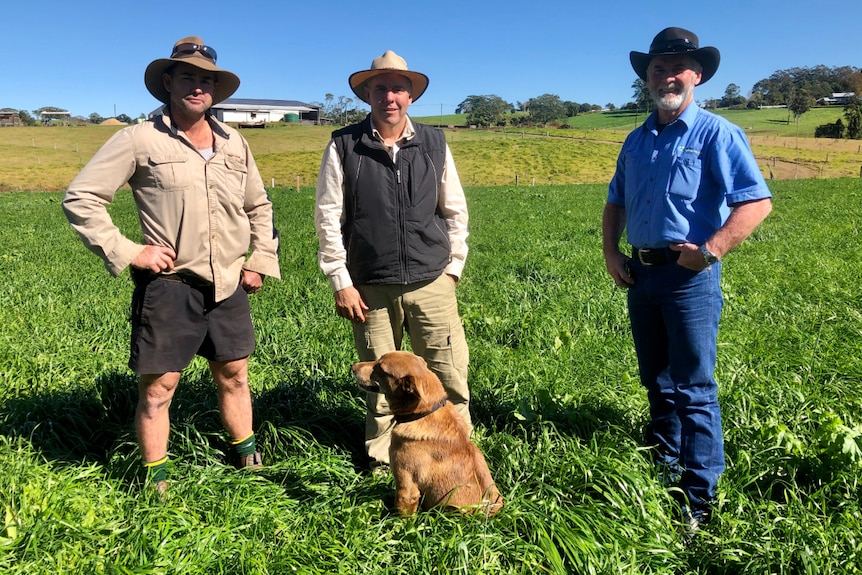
[632,247,679,266]
[132,269,212,288]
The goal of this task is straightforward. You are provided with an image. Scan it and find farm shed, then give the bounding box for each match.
[0,108,21,126]
[816,92,857,105]
[148,99,321,125]
[211,98,320,125]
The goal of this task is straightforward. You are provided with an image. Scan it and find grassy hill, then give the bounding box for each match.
[1,107,860,192]
[413,106,850,137]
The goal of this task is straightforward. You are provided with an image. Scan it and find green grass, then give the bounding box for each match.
[2,179,861,573]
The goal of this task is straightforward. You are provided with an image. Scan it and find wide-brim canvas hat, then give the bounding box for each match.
[630,27,720,85]
[349,50,429,104]
[144,36,240,105]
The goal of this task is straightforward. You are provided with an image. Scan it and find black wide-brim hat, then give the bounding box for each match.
[144,35,240,105]
[630,27,720,85]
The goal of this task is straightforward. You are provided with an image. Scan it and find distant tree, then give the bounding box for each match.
[525,94,567,124]
[751,65,860,106]
[89,113,105,124]
[789,89,812,154]
[18,110,35,126]
[456,95,512,127]
[321,93,368,126]
[606,103,617,111]
[720,83,746,108]
[789,90,812,124]
[748,90,764,109]
[578,102,593,114]
[632,79,652,112]
[815,118,844,139]
[845,101,862,139]
[32,106,68,119]
[116,114,132,124]
[562,100,579,118]
[846,71,862,98]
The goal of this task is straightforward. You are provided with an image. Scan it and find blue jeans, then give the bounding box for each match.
[627,258,725,512]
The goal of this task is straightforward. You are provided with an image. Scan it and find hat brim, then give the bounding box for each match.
[144,57,240,105]
[629,46,720,85]
[349,69,429,104]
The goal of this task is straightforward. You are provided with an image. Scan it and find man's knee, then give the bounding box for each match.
[211,358,250,391]
[138,373,180,409]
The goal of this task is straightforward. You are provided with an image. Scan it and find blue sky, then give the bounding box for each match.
[2,0,859,119]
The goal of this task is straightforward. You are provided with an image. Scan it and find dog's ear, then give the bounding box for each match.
[397,374,422,399]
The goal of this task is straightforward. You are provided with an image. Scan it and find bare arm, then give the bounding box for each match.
[602,202,634,287]
[673,198,773,270]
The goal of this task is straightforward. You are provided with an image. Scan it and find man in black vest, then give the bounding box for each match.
[314,51,471,473]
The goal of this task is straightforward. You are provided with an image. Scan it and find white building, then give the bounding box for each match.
[149,98,321,125]
[212,98,320,125]
[816,92,857,105]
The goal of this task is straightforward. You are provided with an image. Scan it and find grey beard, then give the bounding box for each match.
[651,84,691,111]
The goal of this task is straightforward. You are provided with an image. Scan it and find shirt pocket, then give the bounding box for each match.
[223,154,248,201]
[148,154,190,192]
[668,153,702,200]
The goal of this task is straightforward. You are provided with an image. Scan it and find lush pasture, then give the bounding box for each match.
[1,179,861,573]
[3,107,861,191]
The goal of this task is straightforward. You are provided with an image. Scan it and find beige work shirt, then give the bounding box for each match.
[64,112,281,302]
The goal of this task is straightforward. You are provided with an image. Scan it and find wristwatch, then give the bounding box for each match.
[699,244,720,265]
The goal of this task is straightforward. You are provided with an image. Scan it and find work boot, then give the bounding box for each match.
[235,451,263,470]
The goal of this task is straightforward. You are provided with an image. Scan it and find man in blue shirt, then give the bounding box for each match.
[602,27,772,532]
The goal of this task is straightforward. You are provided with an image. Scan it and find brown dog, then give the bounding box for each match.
[352,351,503,516]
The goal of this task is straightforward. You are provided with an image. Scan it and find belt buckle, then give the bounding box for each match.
[637,249,654,266]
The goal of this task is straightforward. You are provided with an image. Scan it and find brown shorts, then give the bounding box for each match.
[128,274,255,374]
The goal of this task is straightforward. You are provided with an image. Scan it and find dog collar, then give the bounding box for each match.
[394,398,448,424]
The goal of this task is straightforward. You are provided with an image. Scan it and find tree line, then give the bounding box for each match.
[450,65,862,139]
[15,107,144,126]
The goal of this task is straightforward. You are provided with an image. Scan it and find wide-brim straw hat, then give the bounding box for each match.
[144,36,240,105]
[349,50,429,104]
[630,27,720,85]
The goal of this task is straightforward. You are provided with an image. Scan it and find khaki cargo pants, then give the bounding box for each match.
[352,273,472,466]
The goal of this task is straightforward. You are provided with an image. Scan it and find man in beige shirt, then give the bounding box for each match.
[63,36,281,494]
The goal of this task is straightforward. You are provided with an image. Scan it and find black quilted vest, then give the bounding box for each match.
[333,117,451,285]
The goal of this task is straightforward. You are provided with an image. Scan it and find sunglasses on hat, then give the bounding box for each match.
[171,43,218,63]
[652,37,697,55]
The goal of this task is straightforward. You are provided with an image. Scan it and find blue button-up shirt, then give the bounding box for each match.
[608,104,771,248]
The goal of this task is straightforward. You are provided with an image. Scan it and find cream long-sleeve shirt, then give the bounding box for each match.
[314,117,468,292]
[63,113,281,303]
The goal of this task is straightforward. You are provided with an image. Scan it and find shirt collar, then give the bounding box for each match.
[370,115,415,144]
[160,108,230,141]
[646,101,700,132]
